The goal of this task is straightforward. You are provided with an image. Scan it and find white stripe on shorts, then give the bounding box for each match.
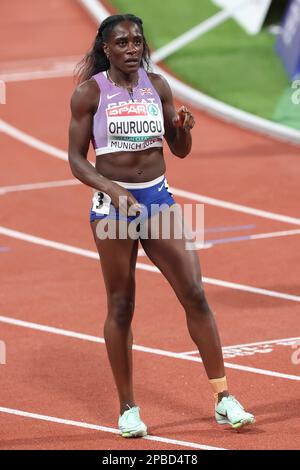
[112,174,165,189]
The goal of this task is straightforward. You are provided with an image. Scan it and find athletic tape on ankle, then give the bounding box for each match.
[209,376,227,400]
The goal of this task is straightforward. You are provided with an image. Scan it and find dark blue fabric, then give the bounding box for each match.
[90,177,175,222]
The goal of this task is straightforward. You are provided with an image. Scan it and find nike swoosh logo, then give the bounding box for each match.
[216,410,227,418]
[157,180,165,192]
[107,92,121,99]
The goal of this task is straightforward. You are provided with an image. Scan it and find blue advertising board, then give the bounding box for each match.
[276,0,300,79]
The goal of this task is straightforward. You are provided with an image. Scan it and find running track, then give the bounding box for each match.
[0,0,299,450]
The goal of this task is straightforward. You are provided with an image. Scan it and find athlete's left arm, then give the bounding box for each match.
[149,73,195,158]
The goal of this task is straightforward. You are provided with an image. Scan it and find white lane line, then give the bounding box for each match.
[1,176,299,249]
[1,179,299,250]
[0,315,105,344]
[0,179,80,195]
[193,228,300,249]
[1,180,299,250]
[0,314,299,382]
[1,118,300,226]
[0,406,224,450]
[202,276,300,303]
[220,363,300,381]
[0,55,81,70]
[172,187,300,227]
[246,228,300,241]
[0,119,67,161]
[0,226,99,259]
[0,68,74,82]
[0,55,81,82]
[3,183,298,250]
[181,336,300,355]
[1,225,300,304]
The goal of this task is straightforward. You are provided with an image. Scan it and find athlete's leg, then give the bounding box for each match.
[91,219,139,415]
[140,206,226,385]
[140,205,254,427]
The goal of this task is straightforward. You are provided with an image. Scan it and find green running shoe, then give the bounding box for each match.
[215,395,255,429]
[118,406,147,438]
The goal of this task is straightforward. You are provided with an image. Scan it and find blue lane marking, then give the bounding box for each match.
[0,247,9,253]
[207,234,253,246]
[204,224,256,233]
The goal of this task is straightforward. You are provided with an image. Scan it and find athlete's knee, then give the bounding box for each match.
[108,294,135,327]
[181,284,210,314]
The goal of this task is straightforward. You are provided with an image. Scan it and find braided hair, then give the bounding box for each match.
[75,14,151,83]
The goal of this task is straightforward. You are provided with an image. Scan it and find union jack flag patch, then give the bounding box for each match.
[139,88,152,95]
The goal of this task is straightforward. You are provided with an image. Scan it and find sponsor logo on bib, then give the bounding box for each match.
[106,100,164,152]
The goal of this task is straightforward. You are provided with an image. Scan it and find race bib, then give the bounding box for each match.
[92,191,111,215]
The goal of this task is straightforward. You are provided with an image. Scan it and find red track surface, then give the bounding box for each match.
[0,0,300,450]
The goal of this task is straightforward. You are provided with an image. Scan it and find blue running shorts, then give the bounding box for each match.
[90,174,175,223]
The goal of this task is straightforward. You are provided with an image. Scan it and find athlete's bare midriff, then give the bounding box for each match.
[95,147,166,183]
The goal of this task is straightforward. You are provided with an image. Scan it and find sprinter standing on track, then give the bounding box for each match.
[68,14,255,437]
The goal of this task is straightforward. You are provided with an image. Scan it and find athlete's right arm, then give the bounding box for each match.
[68,81,141,215]
[68,81,112,193]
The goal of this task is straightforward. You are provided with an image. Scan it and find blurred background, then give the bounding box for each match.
[1,0,299,132]
[1,1,300,452]
[110,0,298,129]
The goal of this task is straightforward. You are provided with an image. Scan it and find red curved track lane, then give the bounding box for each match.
[0,0,299,450]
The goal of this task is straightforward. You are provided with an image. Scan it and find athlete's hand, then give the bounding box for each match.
[107,182,142,217]
[172,106,195,131]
